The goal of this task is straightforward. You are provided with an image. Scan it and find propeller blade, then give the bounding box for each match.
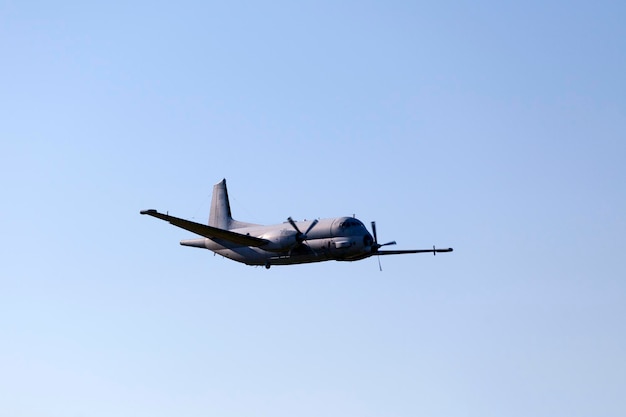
[379,241,396,247]
[371,221,384,271]
[303,219,319,236]
[371,221,378,245]
[287,216,302,235]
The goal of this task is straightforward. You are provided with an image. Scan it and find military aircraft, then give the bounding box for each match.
[141,179,452,269]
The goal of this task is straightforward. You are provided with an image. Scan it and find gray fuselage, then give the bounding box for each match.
[181,216,374,267]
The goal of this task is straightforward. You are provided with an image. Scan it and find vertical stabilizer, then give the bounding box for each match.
[209,179,233,229]
[208,179,257,230]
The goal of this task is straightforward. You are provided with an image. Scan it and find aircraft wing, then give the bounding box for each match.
[376,248,453,255]
[140,209,269,247]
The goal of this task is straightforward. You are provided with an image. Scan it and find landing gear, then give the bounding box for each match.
[265,262,271,269]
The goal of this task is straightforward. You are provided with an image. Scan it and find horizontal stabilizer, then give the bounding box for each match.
[140,209,268,247]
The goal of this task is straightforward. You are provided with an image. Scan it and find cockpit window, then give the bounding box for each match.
[340,219,362,229]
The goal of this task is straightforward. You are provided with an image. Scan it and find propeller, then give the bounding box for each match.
[371,221,396,271]
[371,221,396,250]
[288,217,318,242]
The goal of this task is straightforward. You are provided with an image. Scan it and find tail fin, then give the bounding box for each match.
[208,179,256,230]
[209,179,233,229]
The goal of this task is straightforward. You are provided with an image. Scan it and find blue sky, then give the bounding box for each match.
[2,1,625,416]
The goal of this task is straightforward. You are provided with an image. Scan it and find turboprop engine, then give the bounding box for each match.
[260,217,319,252]
[260,228,299,252]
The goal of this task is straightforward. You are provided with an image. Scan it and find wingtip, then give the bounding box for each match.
[434,247,453,253]
[140,209,157,215]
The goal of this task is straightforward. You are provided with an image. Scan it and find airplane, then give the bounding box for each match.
[141,179,453,269]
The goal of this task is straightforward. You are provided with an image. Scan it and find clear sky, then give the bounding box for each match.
[2,1,625,416]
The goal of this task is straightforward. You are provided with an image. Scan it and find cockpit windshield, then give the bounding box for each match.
[331,217,368,237]
[339,219,364,229]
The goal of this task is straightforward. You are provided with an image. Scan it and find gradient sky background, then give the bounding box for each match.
[2,1,625,416]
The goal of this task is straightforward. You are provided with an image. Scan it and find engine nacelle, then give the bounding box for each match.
[260,228,299,252]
